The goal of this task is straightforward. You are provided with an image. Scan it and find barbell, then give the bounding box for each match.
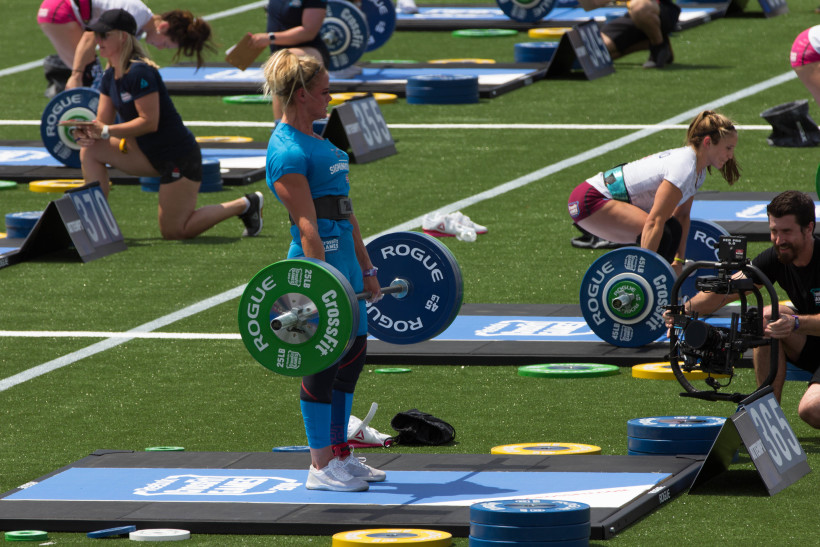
[238,231,463,376]
[580,218,731,347]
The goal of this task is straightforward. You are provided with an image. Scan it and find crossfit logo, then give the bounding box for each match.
[134,474,300,496]
[476,320,592,338]
[315,290,342,356]
[748,439,765,460]
[323,238,340,253]
[287,267,312,288]
[65,220,83,234]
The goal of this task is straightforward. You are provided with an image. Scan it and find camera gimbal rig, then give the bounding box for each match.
[666,235,780,403]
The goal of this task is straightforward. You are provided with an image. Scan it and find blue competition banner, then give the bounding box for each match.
[395,5,716,22]
[410,315,732,343]
[159,65,541,86]
[5,468,669,507]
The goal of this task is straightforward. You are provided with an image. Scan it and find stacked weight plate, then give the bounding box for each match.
[786,362,813,382]
[200,158,223,193]
[406,75,479,105]
[514,42,559,63]
[627,416,725,456]
[469,499,590,546]
[4,211,42,239]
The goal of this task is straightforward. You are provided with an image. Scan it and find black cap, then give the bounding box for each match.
[87,9,138,35]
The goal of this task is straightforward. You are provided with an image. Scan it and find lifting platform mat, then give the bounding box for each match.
[157,63,547,98]
[0,141,265,185]
[0,450,704,541]
[364,303,749,368]
[394,4,723,31]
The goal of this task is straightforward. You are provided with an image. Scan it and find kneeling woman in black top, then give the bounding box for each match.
[76,9,263,240]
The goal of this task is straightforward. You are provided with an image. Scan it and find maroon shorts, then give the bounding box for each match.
[568,181,608,222]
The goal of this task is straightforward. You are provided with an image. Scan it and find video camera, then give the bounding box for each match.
[666,235,780,403]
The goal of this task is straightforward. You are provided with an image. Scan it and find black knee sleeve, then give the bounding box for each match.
[656,217,682,263]
[300,335,367,403]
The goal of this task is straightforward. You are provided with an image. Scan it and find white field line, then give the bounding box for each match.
[0,70,796,393]
[0,1,266,78]
[0,120,773,130]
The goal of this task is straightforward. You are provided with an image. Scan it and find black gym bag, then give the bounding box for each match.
[390,409,455,446]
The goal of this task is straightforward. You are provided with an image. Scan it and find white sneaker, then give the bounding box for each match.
[449,211,488,234]
[348,403,395,448]
[306,457,369,491]
[343,455,386,482]
[397,0,419,14]
[422,211,485,241]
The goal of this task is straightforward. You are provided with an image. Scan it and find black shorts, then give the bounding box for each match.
[147,145,203,184]
[602,0,681,54]
[792,335,820,384]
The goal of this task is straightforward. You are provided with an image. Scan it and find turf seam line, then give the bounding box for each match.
[0,1,266,78]
[0,70,795,393]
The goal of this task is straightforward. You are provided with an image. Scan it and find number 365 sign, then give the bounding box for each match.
[691,388,810,496]
[323,94,396,164]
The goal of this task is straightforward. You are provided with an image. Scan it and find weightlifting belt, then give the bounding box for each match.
[603,164,630,203]
[289,195,353,225]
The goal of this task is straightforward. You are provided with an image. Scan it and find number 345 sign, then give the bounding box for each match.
[691,387,810,496]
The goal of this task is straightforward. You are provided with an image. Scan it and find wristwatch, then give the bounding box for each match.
[793,315,800,331]
[100,125,110,139]
[268,32,276,43]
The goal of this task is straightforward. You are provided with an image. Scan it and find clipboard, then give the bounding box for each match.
[226,33,267,71]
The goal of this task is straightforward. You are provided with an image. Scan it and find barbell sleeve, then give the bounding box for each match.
[271,279,409,331]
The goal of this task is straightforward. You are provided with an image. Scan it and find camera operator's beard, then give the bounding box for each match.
[774,242,797,264]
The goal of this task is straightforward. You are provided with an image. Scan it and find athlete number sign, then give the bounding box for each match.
[567,21,614,80]
[323,95,396,164]
[690,388,809,496]
[57,182,127,262]
[744,392,804,474]
[67,184,122,247]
